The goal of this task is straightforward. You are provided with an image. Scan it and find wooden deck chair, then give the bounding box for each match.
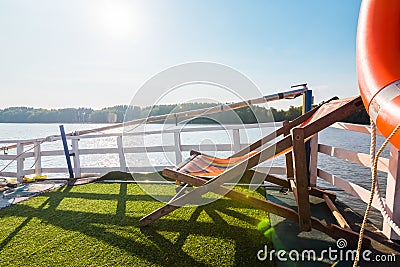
[140,96,371,247]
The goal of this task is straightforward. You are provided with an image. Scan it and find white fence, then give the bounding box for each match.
[310,122,400,240]
[1,121,400,240]
[0,122,282,179]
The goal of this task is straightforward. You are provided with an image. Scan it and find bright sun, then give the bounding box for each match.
[95,0,141,39]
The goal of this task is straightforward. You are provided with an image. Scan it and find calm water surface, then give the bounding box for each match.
[0,123,391,225]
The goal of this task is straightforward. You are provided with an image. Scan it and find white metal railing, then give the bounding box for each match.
[0,122,282,179]
[2,120,400,240]
[309,122,400,240]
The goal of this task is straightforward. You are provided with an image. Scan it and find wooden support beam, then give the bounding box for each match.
[143,169,371,248]
[302,97,364,139]
[292,127,312,231]
[323,194,351,230]
[283,121,294,179]
[232,107,318,157]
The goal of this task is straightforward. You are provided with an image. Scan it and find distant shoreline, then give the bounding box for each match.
[0,103,370,125]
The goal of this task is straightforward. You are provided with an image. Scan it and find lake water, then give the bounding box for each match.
[0,123,392,226]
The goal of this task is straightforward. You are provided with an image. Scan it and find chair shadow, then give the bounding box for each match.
[0,183,272,266]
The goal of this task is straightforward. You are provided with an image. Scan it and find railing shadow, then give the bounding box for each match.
[0,183,271,266]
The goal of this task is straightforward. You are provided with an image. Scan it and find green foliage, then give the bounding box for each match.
[0,103,370,124]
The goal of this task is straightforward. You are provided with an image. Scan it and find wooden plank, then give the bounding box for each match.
[146,169,371,248]
[292,128,312,231]
[308,187,336,201]
[318,144,389,172]
[163,168,207,186]
[168,184,189,203]
[323,194,351,230]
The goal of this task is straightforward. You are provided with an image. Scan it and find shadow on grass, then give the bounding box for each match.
[0,183,272,266]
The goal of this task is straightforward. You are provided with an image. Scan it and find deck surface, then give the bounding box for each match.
[267,189,400,266]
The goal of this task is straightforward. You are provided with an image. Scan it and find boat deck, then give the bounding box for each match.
[268,189,400,266]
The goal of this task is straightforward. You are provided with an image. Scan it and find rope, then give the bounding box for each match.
[353,120,400,267]
[370,121,400,235]
[0,139,47,174]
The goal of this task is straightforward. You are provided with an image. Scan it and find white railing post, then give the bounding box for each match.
[117,136,127,172]
[174,131,182,164]
[71,139,81,178]
[383,145,400,240]
[34,141,42,176]
[232,128,240,153]
[309,134,318,187]
[16,142,24,182]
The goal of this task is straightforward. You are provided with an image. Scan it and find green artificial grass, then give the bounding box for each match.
[0,182,274,267]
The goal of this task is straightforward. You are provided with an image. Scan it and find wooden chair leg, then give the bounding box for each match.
[141,170,371,248]
[292,127,312,231]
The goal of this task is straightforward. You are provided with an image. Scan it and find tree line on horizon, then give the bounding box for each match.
[0,103,370,124]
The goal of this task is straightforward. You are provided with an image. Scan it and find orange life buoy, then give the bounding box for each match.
[357,0,400,149]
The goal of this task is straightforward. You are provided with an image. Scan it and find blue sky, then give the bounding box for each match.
[0,0,362,109]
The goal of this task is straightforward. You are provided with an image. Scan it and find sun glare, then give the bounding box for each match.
[95,0,141,39]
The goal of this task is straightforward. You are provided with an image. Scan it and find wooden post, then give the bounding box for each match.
[292,127,312,231]
[232,128,241,153]
[16,142,24,182]
[34,141,42,176]
[302,89,312,178]
[283,121,294,179]
[383,145,400,240]
[174,131,182,164]
[117,136,127,172]
[71,139,81,178]
[309,134,318,187]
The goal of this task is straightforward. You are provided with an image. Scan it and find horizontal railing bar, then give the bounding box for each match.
[0,122,280,146]
[317,168,383,210]
[41,151,65,157]
[330,122,383,136]
[0,152,34,160]
[0,171,17,177]
[318,144,389,172]
[0,121,382,146]
[67,122,283,139]
[0,154,18,160]
[73,88,307,136]
[23,169,35,175]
